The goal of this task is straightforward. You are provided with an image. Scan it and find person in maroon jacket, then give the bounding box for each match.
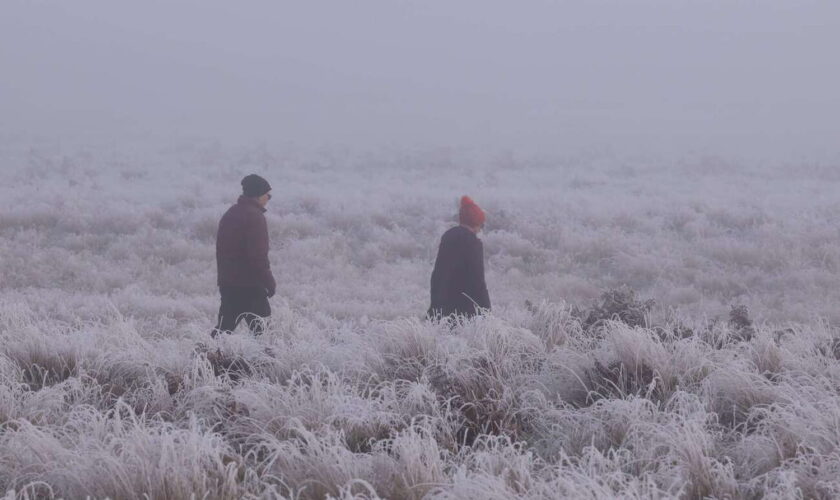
[211,174,277,337]
[428,196,491,320]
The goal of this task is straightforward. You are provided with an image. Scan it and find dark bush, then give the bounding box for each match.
[575,287,655,333]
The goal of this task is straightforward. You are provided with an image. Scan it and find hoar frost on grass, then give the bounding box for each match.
[3,294,840,498]
[2,139,840,498]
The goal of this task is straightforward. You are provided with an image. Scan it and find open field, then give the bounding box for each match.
[1,137,840,498]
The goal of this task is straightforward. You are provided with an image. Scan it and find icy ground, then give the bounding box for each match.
[1,137,840,499]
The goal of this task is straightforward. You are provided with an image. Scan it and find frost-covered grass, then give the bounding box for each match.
[1,136,840,498]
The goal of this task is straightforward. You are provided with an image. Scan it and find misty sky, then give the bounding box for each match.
[2,1,838,158]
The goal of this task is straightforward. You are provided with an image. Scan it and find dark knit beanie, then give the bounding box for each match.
[241,174,272,197]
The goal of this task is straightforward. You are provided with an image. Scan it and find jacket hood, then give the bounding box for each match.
[238,195,266,213]
[455,224,480,240]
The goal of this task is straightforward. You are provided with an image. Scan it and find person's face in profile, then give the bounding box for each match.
[257,192,272,208]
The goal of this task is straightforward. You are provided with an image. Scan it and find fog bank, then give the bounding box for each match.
[2,1,838,160]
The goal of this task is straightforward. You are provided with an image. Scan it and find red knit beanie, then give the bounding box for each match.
[459,195,486,227]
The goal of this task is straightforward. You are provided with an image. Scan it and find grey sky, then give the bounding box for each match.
[2,1,838,158]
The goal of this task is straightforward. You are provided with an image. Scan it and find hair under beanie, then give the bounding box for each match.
[241,174,272,197]
[459,195,486,227]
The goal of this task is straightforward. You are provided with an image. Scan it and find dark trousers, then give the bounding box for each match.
[212,286,271,337]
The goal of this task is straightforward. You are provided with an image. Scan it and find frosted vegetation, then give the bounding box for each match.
[1,136,840,499]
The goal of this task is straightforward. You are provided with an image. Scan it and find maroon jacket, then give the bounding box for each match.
[428,225,491,318]
[216,196,276,294]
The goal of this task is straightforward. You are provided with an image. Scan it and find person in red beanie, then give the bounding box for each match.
[428,196,491,320]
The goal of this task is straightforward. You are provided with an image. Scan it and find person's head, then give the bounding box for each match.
[241,174,272,207]
[459,195,485,233]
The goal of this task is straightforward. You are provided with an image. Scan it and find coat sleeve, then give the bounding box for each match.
[468,239,491,311]
[245,213,276,293]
